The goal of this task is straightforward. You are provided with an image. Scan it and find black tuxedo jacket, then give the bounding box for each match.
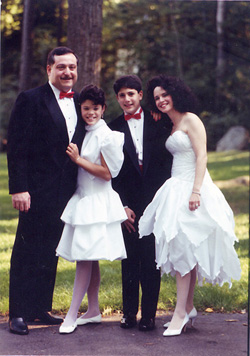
[109,109,173,221]
[7,82,85,214]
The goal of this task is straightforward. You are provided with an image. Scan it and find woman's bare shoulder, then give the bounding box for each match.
[184,112,204,129]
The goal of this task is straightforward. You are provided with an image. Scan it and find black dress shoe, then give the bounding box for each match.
[9,317,29,335]
[138,318,155,331]
[27,312,63,325]
[120,314,137,329]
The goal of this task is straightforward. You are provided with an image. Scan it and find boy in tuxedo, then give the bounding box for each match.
[109,75,172,331]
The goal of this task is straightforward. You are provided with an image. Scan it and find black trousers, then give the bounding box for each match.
[121,229,161,320]
[9,208,64,319]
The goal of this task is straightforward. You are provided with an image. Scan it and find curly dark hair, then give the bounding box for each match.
[79,85,106,107]
[147,75,198,114]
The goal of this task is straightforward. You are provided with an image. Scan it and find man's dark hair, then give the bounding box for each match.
[47,47,79,66]
[113,75,142,95]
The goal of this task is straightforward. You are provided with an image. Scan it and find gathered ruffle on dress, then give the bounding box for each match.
[138,131,241,287]
[56,119,127,262]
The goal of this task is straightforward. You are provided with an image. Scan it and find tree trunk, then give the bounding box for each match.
[67,0,103,91]
[170,2,183,79]
[216,0,226,110]
[56,0,65,46]
[18,0,34,92]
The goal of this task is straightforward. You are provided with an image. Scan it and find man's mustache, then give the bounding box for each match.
[61,76,73,80]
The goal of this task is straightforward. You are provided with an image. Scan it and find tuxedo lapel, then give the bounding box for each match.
[121,116,142,174]
[71,96,85,150]
[142,110,156,176]
[43,83,69,145]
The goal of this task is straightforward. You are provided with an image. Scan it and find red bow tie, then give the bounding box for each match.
[59,91,74,99]
[124,108,142,121]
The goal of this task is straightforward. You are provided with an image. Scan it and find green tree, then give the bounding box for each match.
[216,0,226,109]
[19,0,34,92]
[101,0,250,148]
[1,0,250,150]
[0,0,68,145]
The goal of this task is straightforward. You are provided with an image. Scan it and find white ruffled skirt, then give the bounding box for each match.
[138,173,241,287]
[56,187,127,262]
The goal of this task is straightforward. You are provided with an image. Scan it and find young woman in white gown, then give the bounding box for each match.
[56,85,127,334]
[138,75,241,337]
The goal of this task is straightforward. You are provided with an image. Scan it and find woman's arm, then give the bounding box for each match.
[66,143,112,181]
[186,113,207,211]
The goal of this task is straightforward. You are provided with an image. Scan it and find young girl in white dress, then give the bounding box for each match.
[138,75,241,337]
[56,85,127,334]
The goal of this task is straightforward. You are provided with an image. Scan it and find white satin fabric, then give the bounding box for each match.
[139,130,241,287]
[56,119,127,262]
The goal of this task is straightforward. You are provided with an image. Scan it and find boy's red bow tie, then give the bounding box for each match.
[59,91,74,99]
[125,108,142,121]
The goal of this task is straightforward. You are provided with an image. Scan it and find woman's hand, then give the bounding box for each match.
[189,192,200,211]
[66,143,80,163]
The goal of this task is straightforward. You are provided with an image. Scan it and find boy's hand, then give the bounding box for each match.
[123,207,136,233]
[66,143,80,163]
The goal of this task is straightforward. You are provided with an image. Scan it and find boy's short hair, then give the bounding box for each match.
[113,75,142,94]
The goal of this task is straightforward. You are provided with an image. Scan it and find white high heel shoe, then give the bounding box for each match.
[163,313,189,337]
[188,307,197,327]
[164,307,197,328]
[76,313,102,326]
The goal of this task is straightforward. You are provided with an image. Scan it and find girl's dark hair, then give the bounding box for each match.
[147,75,198,114]
[79,85,106,107]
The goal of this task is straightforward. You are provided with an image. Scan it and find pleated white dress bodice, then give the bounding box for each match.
[139,130,241,287]
[56,119,127,262]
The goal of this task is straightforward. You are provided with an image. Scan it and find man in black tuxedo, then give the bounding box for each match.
[7,47,85,335]
[109,75,173,331]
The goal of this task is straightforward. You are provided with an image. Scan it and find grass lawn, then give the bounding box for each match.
[0,151,248,316]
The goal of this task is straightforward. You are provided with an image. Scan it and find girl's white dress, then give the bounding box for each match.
[56,119,127,262]
[138,130,241,287]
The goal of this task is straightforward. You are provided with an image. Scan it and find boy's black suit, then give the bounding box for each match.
[109,109,172,323]
[7,83,85,320]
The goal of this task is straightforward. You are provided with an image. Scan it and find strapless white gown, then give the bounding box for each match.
[56,119,127,262]
[138,131,241,286]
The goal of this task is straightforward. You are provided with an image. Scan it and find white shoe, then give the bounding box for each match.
[59,321,77,334]
[163,313,189,337]
[188,307,197,327]
[76,314,102,326]
[164,307,197,328]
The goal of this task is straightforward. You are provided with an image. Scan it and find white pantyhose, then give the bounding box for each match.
[62,260,100,327]
[168,267,196,331]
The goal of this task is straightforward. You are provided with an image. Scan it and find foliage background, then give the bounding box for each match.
[1,0,250,149]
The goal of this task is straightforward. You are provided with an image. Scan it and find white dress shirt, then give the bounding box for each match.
[126,107,144,165]
[49,82,77,142]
